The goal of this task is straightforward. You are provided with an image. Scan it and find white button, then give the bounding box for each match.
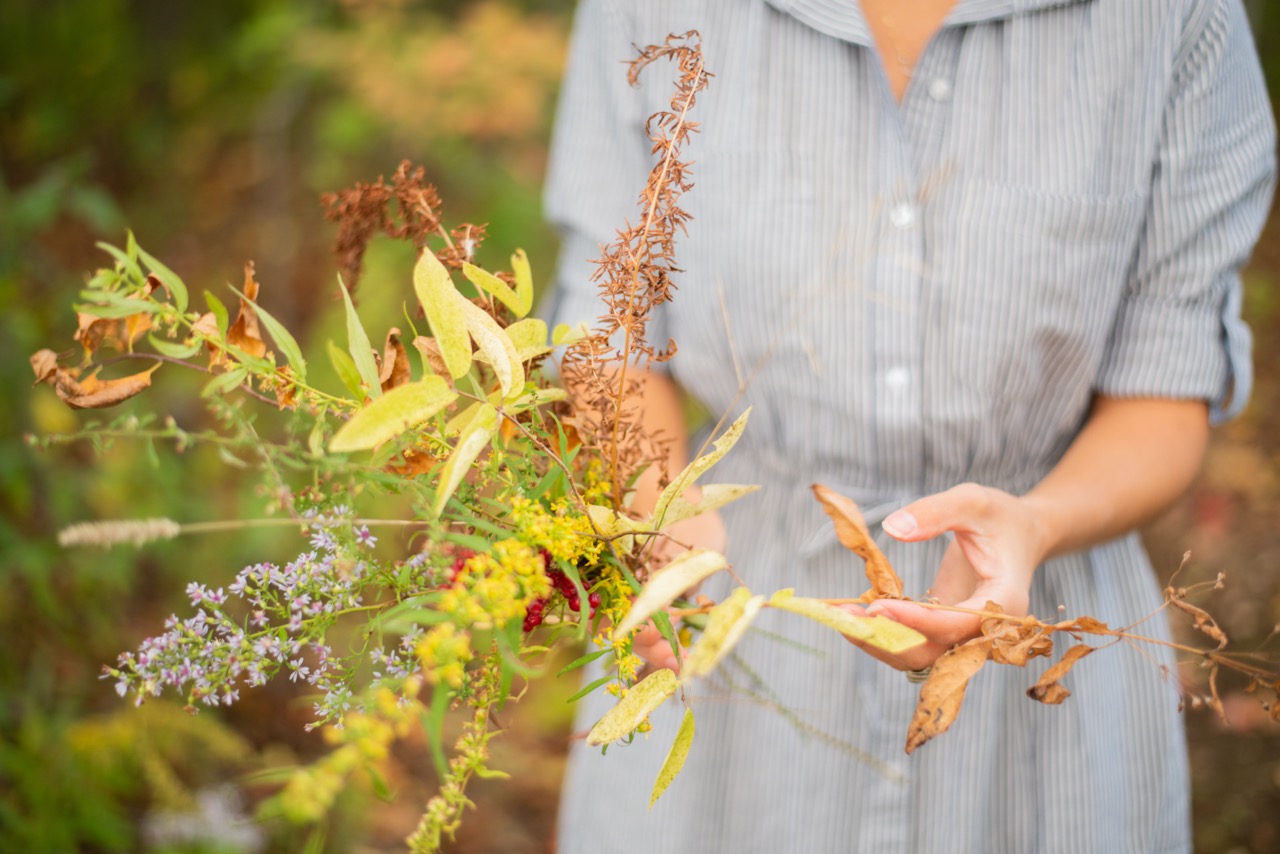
[928,77,952,102]
[889,204,916,229]
[884,366,911,391]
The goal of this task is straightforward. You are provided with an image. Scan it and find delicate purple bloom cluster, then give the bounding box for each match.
[108,508,395,727]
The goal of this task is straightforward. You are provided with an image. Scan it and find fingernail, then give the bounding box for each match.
[882,511,917,538]
[865,603,884,616]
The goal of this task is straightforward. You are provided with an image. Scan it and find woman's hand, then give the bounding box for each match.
[633,506,728,675]
[842,483,1051,671]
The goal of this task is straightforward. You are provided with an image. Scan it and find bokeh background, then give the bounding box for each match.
[2,1,1278,851]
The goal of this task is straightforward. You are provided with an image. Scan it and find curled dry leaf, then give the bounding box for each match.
[30,349,59,385]
[1165,586,1228,650]
[54,364,162,409]
[905,636,994,754]
[1026,644,1093,705]
[1054,615,1112,635]
[810,484,903,599]
[378,328,411,392]
[1207,664,1226,723]
[980,601,1053,667]
[190,312,225,368]
[413,335,449,375]
[227,262,268,360]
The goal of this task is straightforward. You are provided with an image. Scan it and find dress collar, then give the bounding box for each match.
[763,0,1092,46]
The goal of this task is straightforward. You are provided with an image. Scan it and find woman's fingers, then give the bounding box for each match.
[882,483,992,542]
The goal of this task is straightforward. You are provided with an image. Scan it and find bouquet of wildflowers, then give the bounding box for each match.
[31,35,919,849]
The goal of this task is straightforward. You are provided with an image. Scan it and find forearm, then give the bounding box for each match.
[1021,395,1210,561]
[619,367,692,514]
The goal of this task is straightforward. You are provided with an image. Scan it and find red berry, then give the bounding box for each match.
[588,591,602,609]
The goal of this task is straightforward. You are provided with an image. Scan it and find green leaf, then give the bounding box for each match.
[95,241,143,286]
[228,285,307,382]
[681,587,766,681]
[327,340,364,401]
[586,669,679,746]
[459,300,524,399]
[652,408,752,528]
[413,250,472,379]
[147,333,202,360]
[613,550,729,640]
[557,648,612,678]
[650,708,695,808]
[658,484,761,530]
[424,688,450,778]
[510,249,535,317]
[338,276,382,398]
[136,241,189,313]
[73,297,163,318]
[767,590,926,654]
[202,367,248,398]
[462,262,526,318]
[204,290,230,337]
[329,376,457,453]
[432,403,497,516]
[566,673,616,703]
[504,317,551,361]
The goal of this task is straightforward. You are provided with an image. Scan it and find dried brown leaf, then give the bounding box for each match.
[810,483,903,599]
[227,262,268,360]
[1026,644,1093,705]
[54,364,161,409]
[190,312,225,368]
[30,349,59,385]
[1207,665,1226,723]
[378,328,411,392]
[905,636,994,754]
[1165,587,1228,650]
[412,335,449,375]
[1054,615,1112,635]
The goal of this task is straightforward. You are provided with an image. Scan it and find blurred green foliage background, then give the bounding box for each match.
[2,1,1278,851]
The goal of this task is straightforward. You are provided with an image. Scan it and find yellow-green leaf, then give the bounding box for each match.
[136,241,189,313]
[552,321,590,346]
[460,300,524,399]
[329,377,457,453]
[681,588,766,681]
[504,317,551,361]
[585,504,642,553]
[462,262,527,318]
[613,550,729,640]
[338,276,381,398]
[413,250,472,379]
[510,249,534,317]
[767,590,926,654]
[585,669,678,746]
[657,484,760,530]
[650,708,695,808]
[432,403,497,516]
[652,408,751,528]
[326,340,364,400]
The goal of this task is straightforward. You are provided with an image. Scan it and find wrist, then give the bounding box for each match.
[1016,491,1063,565]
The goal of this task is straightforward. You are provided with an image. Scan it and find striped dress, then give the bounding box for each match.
[542,1,1276,852]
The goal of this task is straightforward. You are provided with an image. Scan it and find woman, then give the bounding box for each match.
[544,1,1275,851]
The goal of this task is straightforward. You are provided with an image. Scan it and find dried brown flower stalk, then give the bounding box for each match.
[321,160,487,291]
[559,31,712,521]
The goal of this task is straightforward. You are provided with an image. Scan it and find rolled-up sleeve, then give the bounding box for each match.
[540,0,668,354]
[1095,0,1276,423]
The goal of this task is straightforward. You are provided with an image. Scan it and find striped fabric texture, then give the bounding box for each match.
[543,1,1276,852]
